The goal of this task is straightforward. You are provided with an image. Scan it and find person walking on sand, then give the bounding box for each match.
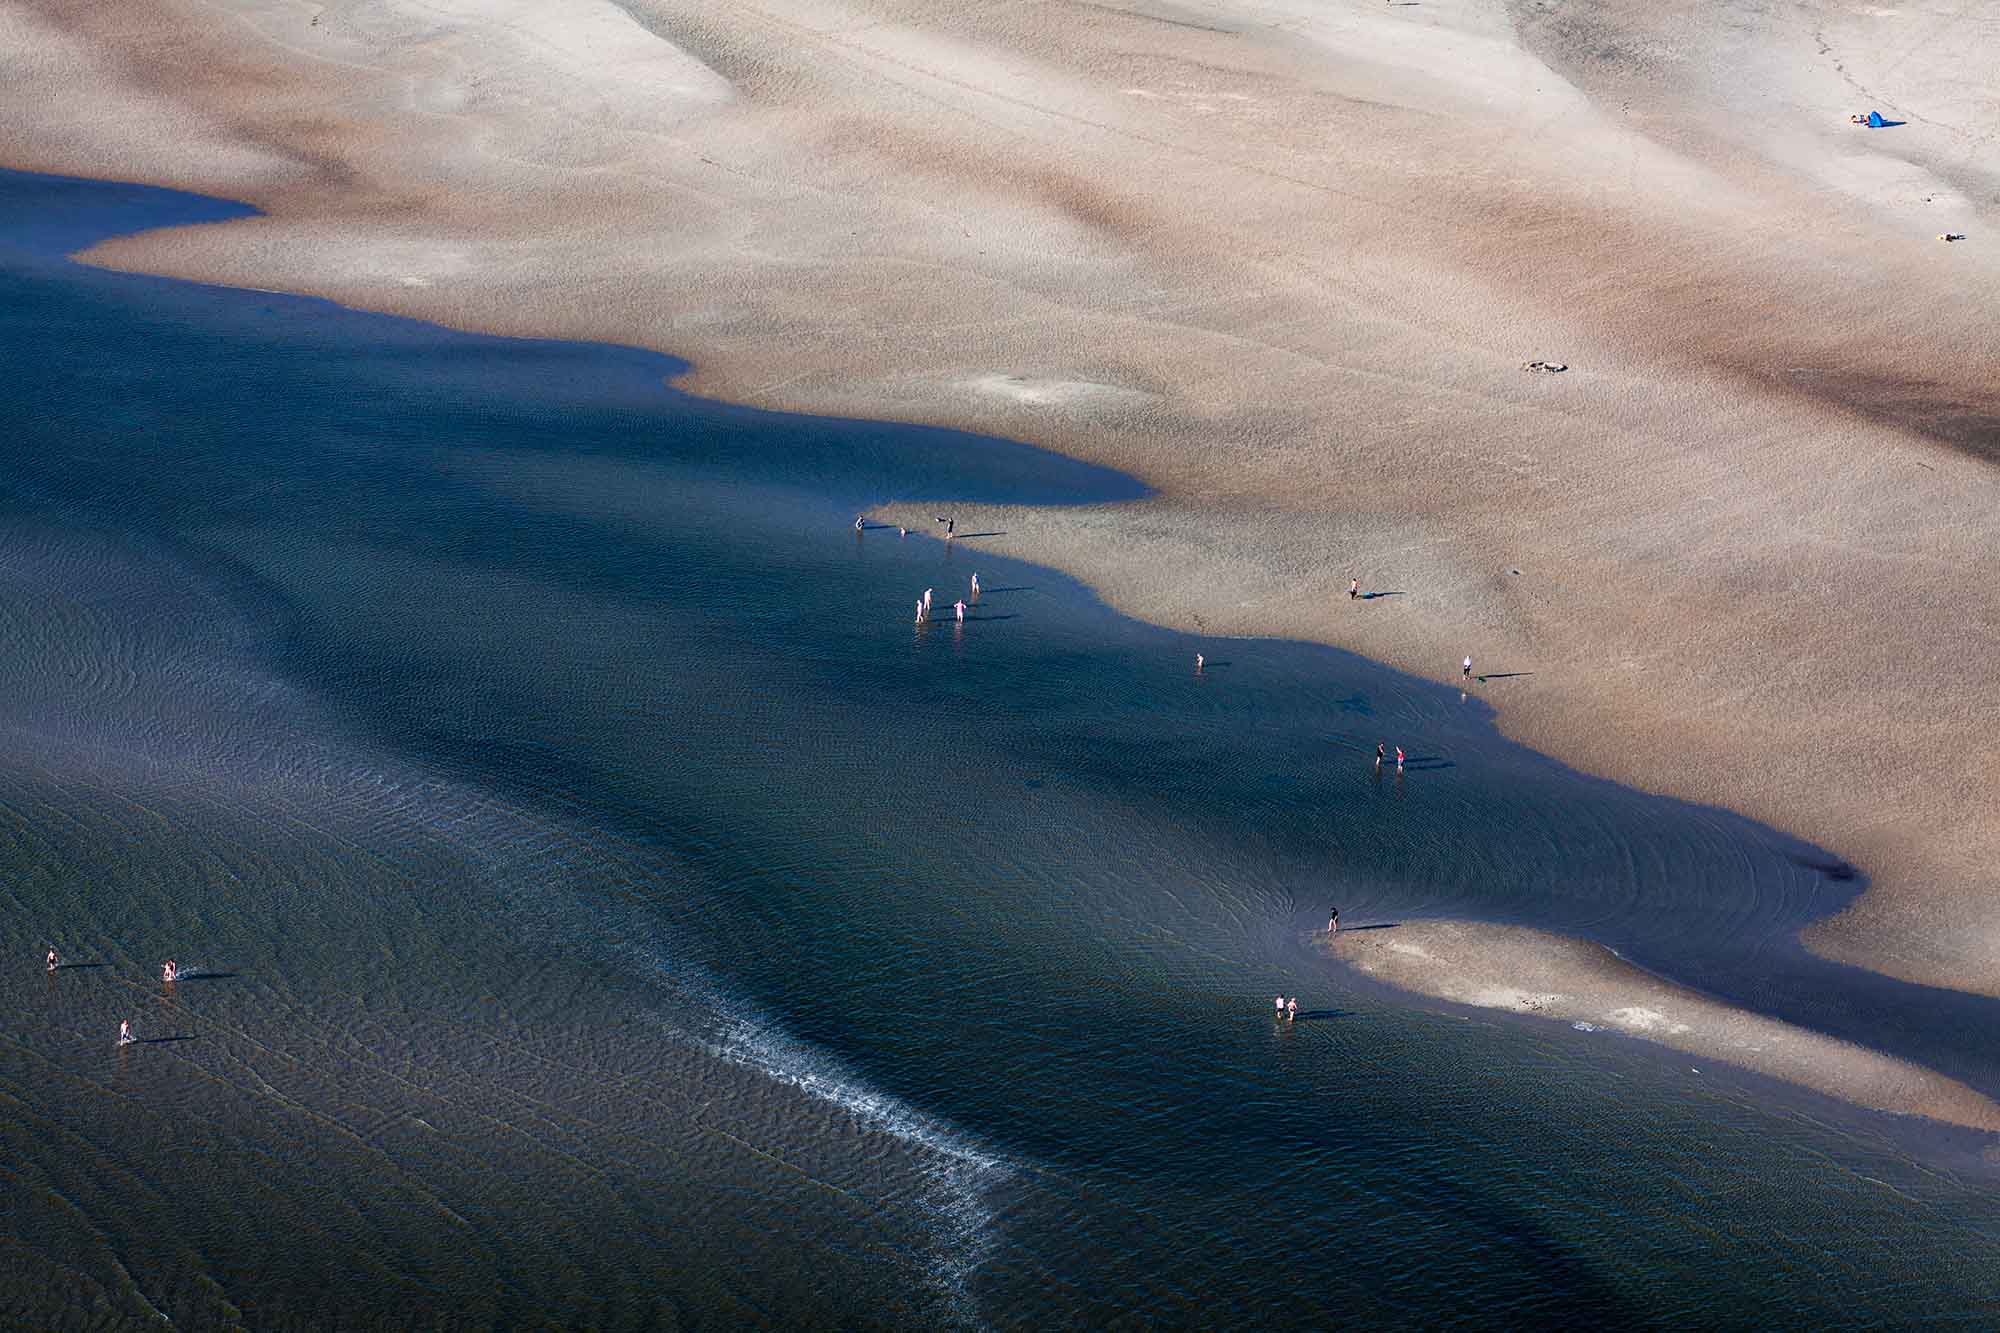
[954,600,966,623]
[118,1020,133,1046]
[1328,908,1339,934]
[1349,578,1360,600]
[1462,655,1473,681]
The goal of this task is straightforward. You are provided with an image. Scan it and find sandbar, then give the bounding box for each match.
[1323,919,2000,1132]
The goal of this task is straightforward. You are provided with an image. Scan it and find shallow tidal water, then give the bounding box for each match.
[6,169,2000,1328]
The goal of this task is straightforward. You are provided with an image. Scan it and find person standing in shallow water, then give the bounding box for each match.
[46,947,58,972]
[954,600,966,623]
[1396,746,1405,770]
[118,1020,133,1046]
[1275,995,1285,1016]
[1286,998,1298,1022]
[1375,742,1385,767]
[1327,908,1339,934]
[970,572,980,600]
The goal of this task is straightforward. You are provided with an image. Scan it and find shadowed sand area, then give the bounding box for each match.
[3,0,1995,1005]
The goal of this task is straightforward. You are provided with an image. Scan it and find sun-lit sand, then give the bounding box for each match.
[4,0,1999,1112]
[1322,919,2000,1131]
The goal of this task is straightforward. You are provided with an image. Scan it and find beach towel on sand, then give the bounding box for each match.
[1867,110,1886,128]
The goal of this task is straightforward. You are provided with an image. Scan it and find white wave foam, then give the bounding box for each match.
[691,1005,1010,1325]
[502,854,1009,1327]
[379,781,1013,1323]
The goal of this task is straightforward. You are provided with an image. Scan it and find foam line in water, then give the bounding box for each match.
[384,783,1016,1322]
[692,1006,1010,1324]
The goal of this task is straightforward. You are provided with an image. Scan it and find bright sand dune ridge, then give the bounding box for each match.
[3,1,1999,1085]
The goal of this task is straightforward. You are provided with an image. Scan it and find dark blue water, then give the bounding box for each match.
[6,168,2000,1328]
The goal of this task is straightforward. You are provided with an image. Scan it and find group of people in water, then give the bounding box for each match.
[44,946,183,1045]
[863,511,983,627]
[857,513,987,626]
[914,573,979,625]
[856,513,959,541]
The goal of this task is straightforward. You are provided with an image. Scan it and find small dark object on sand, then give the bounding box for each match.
[1522,360,1567,374]
[1939,233,1965,243]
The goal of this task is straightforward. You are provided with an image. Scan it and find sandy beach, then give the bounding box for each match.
[5,0,1999,1110]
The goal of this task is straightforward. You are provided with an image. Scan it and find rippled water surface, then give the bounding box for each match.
[6,170,2000,1328]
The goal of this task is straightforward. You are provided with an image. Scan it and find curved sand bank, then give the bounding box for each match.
[1322,920,2000,1132]
[2,0,1997,1004]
